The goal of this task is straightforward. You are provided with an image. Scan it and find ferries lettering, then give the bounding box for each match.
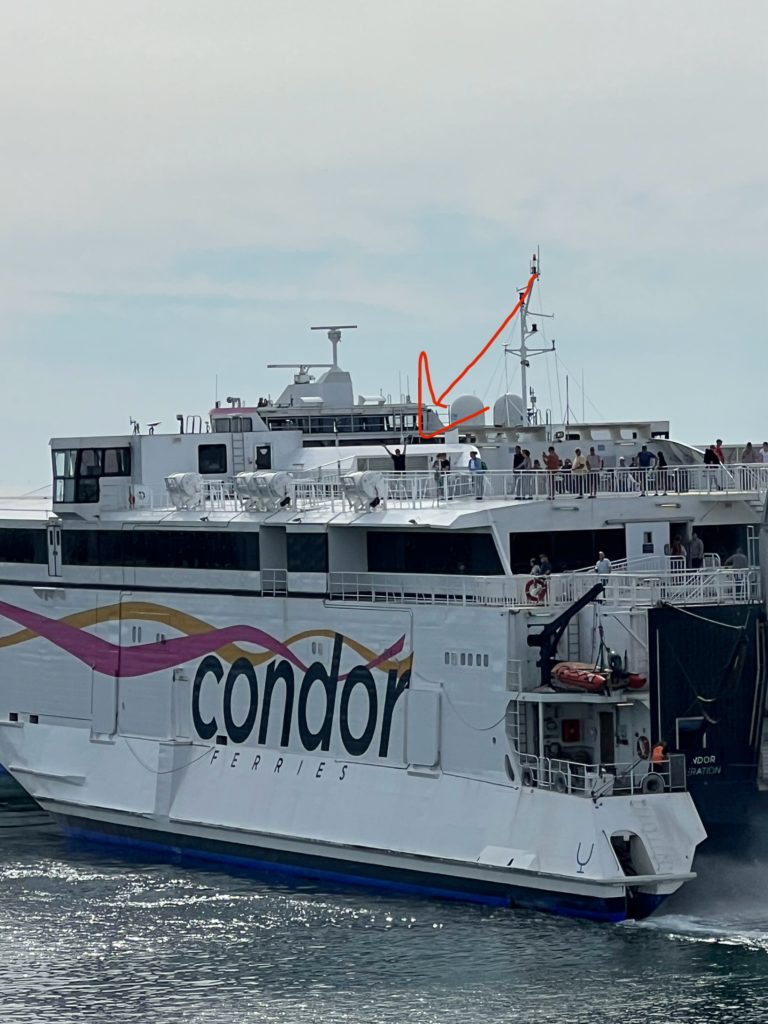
[192,633,410,757]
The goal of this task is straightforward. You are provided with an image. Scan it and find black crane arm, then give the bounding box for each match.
[526,582,606,688]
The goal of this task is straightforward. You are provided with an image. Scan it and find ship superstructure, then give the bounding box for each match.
[1,263,766,920]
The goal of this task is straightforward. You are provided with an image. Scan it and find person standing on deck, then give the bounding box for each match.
[725,548,748,569]
[571,448,588,498]
[741,442,757,463]
[636,445,656,495]
[468,451,485,500]
[586,446,602,497]
[759,442,768,464]
[519,449,533,498]
[383,439,408,472]
[689,532,704,569]
[703,445,722,490]
[512,444,525,498]
[595,551,612,576]
[543,446,561,500]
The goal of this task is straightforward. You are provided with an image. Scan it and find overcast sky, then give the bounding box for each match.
[1,0,765,490]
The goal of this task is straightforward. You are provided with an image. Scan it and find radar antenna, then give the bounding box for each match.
[310,324,357,368]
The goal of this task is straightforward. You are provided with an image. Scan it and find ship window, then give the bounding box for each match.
[61,529,259,570]
[287,533,328,573]
[367,531,503,576]
[483,654,489,667]
[213,417,230,433]
[460,652,466,666]
[0,528,47,564]
[198,444,227,475]
[102,448,131,476]
[450,653,457,666]
[467,653,473,666]
[444,652,450,665]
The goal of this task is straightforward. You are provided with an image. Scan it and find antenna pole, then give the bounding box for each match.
[503,252,553,425]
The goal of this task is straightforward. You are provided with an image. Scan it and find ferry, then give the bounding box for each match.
[0,257,765,921]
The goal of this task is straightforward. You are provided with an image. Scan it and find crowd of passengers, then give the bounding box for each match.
[516,439,768,499]
[384,439,768,501]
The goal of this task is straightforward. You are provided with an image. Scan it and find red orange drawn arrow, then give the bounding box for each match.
[417,272,538,439]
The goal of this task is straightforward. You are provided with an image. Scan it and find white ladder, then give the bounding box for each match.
[632,801,677,874]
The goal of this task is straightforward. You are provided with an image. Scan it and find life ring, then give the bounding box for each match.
[636,735,651,761]
[553,772,568,794]
[521,768,536,788]
[525,578,548,604]
[137,489,146,501]
[642,772,665,794]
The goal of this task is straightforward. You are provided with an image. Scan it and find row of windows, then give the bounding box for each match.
[0,527,500,575]
[59,530,328,573]
[211,416,255,433]
[62,530,260,570]
[445,650,491,668]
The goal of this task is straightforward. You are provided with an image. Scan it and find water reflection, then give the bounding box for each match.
[1,824,767,1023]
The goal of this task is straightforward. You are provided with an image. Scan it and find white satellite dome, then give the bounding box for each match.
[493,394,525,427]
[450,395,487,427]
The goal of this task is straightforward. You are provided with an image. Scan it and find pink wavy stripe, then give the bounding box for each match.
[0,601,405,680]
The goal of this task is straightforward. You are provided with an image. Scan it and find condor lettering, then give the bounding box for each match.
[191,633,410,758]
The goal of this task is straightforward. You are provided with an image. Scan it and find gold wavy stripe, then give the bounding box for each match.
[0,601,410,673]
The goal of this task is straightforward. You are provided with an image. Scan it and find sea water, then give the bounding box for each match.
[1,815,767,1024]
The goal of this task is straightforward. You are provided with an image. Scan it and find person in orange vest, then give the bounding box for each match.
[652,739,668,764]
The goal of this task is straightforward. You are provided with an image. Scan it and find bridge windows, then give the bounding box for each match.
[53,447,132,504]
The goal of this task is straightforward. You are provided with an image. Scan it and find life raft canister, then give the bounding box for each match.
[525,578,548,603]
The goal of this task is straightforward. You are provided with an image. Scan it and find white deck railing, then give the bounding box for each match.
[327,568,760,609]
[517,753,687,797]
[102,462,768,516]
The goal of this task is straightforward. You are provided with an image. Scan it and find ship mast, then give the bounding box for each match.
[504,252,555,424]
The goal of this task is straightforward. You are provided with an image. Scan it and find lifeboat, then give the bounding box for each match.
[552,662,608,694]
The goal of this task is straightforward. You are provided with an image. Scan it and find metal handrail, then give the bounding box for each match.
[518,752,687,797]
[327,568,760,609]
[105,462,768,515]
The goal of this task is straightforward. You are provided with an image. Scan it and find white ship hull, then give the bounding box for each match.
[0,585,703,922]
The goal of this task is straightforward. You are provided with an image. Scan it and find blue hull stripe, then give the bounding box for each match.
[54,815,650,923]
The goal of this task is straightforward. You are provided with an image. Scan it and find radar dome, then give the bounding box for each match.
[450,395,486,427]
[493,394,525,427]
